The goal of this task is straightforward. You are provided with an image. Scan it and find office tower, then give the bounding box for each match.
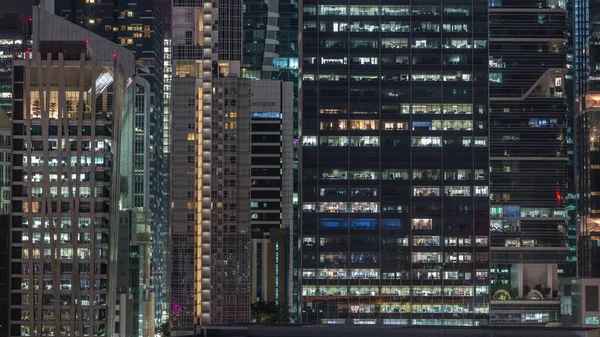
[242,0,299,313]
[170,0,214,332]
[158,0,173,326]
[9,7,139,336]
[0,111,10,215]
[51,0,168,330]
[0,112,9,336]
[488,0,568,326]
[170,0,294,329]
[578,0,600,278]
[248,81,294,305]
[0,14,27,118]
[0,212,8,337]
[299,1,490,325]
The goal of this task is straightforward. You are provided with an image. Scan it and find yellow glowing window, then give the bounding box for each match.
[229,112,237,118]
[105,25,111,31]
[592,192,600,196]
[89,19,95,24]
[187,202,194,210]
[591,165,600,169]
[127,11,134,17]
[187,133,196,141]
[230,122,237,129]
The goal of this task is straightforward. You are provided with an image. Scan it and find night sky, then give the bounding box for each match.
[1,1,36,20]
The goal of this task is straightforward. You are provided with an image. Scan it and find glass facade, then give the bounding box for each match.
[243,0,300,315]
[578,0,600,278]
[52,0,168,331]
[488,0,569,269]
[300,1,490,325]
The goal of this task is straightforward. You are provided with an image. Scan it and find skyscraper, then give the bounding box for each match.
[299,1,490,325]
[0,13,27,118]
[9,6,139,336]
[578,0,600,279]
[242,0,300,313]
[50,0,168,329]
[488,0,568,325]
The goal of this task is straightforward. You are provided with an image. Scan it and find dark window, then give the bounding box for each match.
[586,286,599,312]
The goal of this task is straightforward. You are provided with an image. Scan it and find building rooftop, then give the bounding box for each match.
[194,324,600,337]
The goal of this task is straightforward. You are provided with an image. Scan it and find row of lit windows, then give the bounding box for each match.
[304,5,472,16]
[19,217,106,229]
[312,218,478,232]
[21,201,109,214]
[319,120,482,131]
[305,21,471,33]
[19,277,106,292]
[306,135,488,147]
[29,186,106,198]
[304,235,488,247]
[20,232,106,244]
[318,104,478,115]
[312,252,488,265]
[315,170,485,182]
[302,285,488,297]
[305,73,473,84]
[315,38,486,49]
[318,169,486,181]
[22,139,110,153]
[20,247,107,260]
[304,202,380,213]
[23,156,109,168]
[22,172,106,183]
[490,206,567,218]
[302,269,488,281]
[305,195,487,210]
[412,136,487,147]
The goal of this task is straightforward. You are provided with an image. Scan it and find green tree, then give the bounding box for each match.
[157,322,170,337]
[251,301,291,323]
[66,100,75,118]
[31,99,41,118]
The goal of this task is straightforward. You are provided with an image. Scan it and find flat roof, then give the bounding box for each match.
[192,324,600,337]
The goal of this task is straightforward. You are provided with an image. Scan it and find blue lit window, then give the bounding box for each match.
[321,218,348,228]
[252,112,281,119]
[503,205,520,217]
[382,219,401,229]
[412,121,432,130]
[351,218,377,229]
